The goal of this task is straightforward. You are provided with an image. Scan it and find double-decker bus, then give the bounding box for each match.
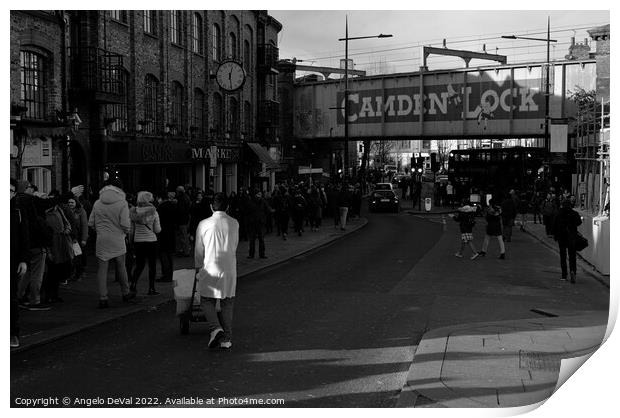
[447,147,546,198]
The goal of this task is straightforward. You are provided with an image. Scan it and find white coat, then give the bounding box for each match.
[194,211,239,299]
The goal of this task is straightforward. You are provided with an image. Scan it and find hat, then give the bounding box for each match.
[16,179,31,193]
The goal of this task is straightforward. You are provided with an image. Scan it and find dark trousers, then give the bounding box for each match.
[558,238,577,278]
[543,215,554,235]
[160,250,174,281]
[248,224,265,257]
[72,252,85,280]
[293,213,304,234]
[45,261,71,301]
[277,213,289,235]
[131,241,158,291]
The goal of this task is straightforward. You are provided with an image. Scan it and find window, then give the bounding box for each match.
[170,81,184,134]
[105,69,129,133]
[170,10,182,44]
[193,89,205,136]
[144,10,157,35]
[213,93,223,135]
[243,39,251,71]
[111,10,128,23]
[22,167,51,195]
[144,74,159,134]
[228,32,237,59]
[191,13,203,54]
[212,24,221,61]
[20,51,48,120]
[228,97,238,137]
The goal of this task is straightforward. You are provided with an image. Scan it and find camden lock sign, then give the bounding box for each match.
[191,146,240,164]
[336,83,543,124]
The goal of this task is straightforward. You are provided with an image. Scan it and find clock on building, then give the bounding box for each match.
[215,60,246,92]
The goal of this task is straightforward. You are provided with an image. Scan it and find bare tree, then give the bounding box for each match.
[371,140,394,168]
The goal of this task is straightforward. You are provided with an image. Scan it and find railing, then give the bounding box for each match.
[257,44,279,70]
[257,100,279,127]
[68,47,125,100]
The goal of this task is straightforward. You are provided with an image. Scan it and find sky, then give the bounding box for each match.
[269,7,611,76]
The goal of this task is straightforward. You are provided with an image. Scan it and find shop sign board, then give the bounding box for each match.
[22,137,52,167]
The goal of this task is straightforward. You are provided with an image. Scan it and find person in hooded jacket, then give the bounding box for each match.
[129,191,162,295]
[88,179,135,308]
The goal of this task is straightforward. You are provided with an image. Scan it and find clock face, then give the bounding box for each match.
[215,61,246,92]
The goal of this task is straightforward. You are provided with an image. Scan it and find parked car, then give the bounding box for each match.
[374,183,394,192]
[369,190,400,213]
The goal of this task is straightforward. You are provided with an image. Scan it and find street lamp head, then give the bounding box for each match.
[378,34,393,38]
[501,35,517,39]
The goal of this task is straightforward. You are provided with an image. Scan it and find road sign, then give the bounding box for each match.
[299,167,323,174]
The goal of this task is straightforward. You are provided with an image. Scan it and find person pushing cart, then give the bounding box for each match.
[192,192,239,349]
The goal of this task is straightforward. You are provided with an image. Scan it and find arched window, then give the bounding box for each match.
[170,81,184,134]
[144,74,159,134]
[212,93,223,135]
[228,32,237,59]
[243,39,251,71]
[193,88,205,136]
[192,13,203,54]
[212,23,221,61]
[20,50,48,120]
[229,97,238,137]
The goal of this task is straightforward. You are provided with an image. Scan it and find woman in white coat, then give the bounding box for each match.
[194,193,239,349]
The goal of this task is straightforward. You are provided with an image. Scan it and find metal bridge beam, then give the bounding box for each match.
[295,64,366,79]
[423,46,507,68]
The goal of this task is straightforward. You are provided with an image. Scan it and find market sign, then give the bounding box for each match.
[191,146,240,163]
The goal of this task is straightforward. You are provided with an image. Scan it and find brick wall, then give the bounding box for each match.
[10,11,64,121]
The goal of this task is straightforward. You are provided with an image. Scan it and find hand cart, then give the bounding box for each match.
[174,269,221,335]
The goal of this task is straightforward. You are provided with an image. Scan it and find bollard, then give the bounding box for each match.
[442,215,447,231]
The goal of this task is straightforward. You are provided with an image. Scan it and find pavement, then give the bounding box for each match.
[13,197,611,409]
[13,215,368,354]
[397,198,611,408]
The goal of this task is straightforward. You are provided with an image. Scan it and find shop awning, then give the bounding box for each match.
[24,126,73,139]
[246,142,279,169]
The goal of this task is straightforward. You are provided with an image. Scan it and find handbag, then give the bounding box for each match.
[72,242,82,256]
[575,231,589,251]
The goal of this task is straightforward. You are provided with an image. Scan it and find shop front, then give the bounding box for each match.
[105,139,194,194]
[191,144,242,195]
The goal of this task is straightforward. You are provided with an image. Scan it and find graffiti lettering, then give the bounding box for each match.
[337,83,542,125]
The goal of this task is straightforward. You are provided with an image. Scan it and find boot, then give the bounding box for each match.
[570,271,576,284]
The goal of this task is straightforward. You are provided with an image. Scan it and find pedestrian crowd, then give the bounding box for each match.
[450,186,584,287]
[9,176,363,348]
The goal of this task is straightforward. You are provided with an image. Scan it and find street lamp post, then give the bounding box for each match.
[502,17,557,179]
[339,16,392,181]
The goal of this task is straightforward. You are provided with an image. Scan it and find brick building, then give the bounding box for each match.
[10,10,282,197]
